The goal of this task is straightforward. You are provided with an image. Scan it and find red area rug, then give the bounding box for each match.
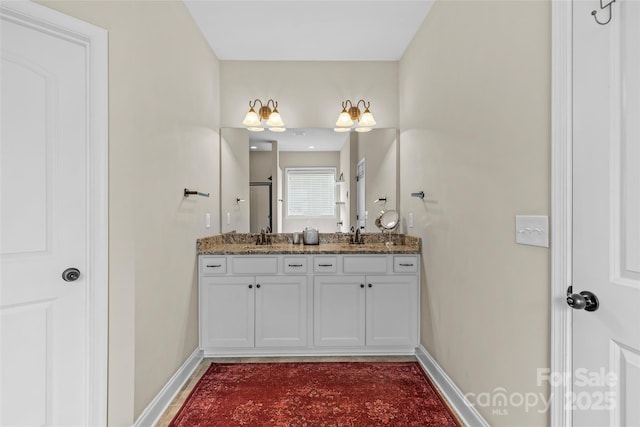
[168,362,461,426]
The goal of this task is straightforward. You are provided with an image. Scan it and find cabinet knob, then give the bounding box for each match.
[248,284,253,289]
[368,283,372,288]
[360,284,365,288]
[256,284,261,289]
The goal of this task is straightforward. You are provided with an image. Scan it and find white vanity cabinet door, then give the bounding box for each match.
[365,275,419,347]
[255,276,307,347]
[200,276,255,348]
[314,275,366,347]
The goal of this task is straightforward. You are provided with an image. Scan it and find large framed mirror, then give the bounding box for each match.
[219,127,398,234]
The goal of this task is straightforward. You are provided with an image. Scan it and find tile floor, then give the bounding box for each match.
[156,355,436,426]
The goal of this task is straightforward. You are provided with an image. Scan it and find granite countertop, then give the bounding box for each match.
[197,232,421,255]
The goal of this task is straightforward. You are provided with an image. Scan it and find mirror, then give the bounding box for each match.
[377,210,400,232]
[219,127,398,234]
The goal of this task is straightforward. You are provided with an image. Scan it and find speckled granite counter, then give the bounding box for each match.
[197,232,421,255]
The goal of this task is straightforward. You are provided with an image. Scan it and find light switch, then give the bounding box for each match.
[226,212,231,225]
[408,213,414,228]
[205,213,211,228]
[515,215,549,247]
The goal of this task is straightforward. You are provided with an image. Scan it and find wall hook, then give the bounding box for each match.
[411,191,425,199]
[236,197,245,204]
[591,0,616,25]
[184,188,209,198]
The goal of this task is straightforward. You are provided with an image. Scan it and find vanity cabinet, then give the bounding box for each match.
[314,276,366,347]
[314,263,418,348]
[199,256,307,351]
[200,276,254,348]
[199,253,419,356]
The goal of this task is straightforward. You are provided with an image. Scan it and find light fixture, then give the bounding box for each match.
[242,99,286,132]
[334,99,377,133]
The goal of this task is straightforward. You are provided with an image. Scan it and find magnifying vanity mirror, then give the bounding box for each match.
[219,127,398,234]
[376,209,400,232]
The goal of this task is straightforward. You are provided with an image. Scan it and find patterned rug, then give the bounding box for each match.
[168,362,461,426]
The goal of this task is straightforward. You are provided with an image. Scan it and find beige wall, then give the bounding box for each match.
[220,61,398,129]
[399,1,551,426]
[220,128,250,232]
[250,150,275,183]
[37,1,220,425]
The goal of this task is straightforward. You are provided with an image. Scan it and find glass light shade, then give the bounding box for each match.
[335,110,354,127]
[269,127,286,132]
[358,109,376,127]
[334,127,351,133]
[242,108,261,127]
[266,110,284,127]
[355,127,371,133]
[247,127,264,132]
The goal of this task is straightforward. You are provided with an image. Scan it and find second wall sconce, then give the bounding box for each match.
[242,98,286,132]
[334,99,377,133]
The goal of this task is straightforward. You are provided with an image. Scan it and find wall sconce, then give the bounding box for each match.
[334,99,377,133]
[242,98,286,132]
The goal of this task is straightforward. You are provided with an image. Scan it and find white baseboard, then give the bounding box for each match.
[134,348,203,427]
[415,345,489,427]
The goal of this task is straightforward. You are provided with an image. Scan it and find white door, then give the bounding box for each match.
[0,7,96,427]
[254,275,307,347]
[365,275,418,347]
[314,276,366,347]
[572,0,640,425]
[356,158,366,231]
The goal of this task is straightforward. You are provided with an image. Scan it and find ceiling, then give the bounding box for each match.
[249,128,349,151]
[184,1,434,61]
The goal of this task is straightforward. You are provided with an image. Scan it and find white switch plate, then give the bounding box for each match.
[515,215,549,247]
[205,213,211,228]
[408,213,414,228]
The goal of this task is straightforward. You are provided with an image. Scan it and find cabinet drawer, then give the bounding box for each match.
[283,257,307,273]
[313,256,337,273]
[393,256,418,273]
[200,257,227,275]
[232,256,278,274]
[343,256,388,274]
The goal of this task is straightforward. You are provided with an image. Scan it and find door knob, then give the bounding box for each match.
[62,268,81,282]
[566,286,599,312]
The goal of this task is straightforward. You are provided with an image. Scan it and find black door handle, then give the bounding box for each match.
[62,268,81,282]
[566,286,599,312]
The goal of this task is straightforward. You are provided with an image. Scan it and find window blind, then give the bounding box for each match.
[286,168,336,217]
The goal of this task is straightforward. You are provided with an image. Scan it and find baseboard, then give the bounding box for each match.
[134,348,203,427]
[415,345,489,427]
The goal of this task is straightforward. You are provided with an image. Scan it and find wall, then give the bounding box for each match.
[249,150,274,182]
[220,128,250,233]
[36,2,220,425]
[220,61,398,129]
[279,151,340,233]
[399,1,551,426]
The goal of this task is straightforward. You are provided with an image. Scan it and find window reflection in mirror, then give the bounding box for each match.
[219,128,398,234]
